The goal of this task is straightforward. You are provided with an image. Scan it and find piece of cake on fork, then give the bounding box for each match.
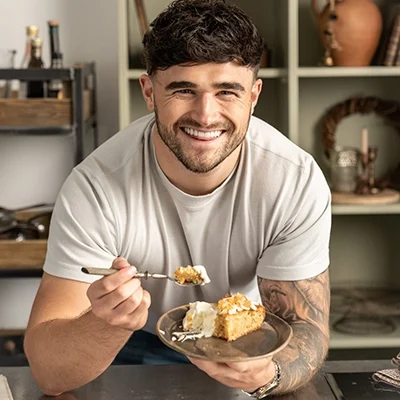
[174,265,210,286]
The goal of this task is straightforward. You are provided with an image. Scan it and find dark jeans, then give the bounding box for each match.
[112,330,190,365]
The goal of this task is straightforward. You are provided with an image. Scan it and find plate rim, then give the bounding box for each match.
[156,304,293,362]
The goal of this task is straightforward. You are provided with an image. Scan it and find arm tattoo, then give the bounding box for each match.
[258,269,330,394]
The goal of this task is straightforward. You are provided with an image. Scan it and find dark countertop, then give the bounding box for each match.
[0,360,394,400]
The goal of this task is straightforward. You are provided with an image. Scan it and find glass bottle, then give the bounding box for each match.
[21,25,39,68]
[20,25,39,98]
[48,20,60,58]
[48,53,64,98]
[27,37,45,98]
[47,20,64,99]
[7,50,20,98]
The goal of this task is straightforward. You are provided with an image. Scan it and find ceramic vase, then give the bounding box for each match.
[312,0,383,66]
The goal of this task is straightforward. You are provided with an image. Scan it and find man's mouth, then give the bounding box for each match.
[182,127,223,140]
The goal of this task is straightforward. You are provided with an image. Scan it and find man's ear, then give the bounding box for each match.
[139,74,155,111]
[251,78,263,114]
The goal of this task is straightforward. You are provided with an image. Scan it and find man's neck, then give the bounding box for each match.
[152,129,241,196]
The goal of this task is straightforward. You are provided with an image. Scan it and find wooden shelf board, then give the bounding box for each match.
[126,69,146,79]
[258,68,286,79]
[0,329,25,337]
[0,240,47,269]
[298,66,400,78]
[0,91,92,127]
[126,68,286,80]
[332,202,400,215]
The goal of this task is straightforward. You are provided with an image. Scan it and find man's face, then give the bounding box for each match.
[140,62,262,174]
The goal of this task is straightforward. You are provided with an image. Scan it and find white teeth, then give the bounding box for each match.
[183,127,222,139]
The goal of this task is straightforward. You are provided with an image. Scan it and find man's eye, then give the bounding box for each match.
[175,89,194,94]
[218,91,236,96]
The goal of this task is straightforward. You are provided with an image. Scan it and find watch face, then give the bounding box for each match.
[256,382,279,398]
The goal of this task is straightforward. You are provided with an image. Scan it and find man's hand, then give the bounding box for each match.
[86,256,151,331]
[188,356,275,392]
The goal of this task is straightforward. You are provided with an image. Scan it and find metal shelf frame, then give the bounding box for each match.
[0,62,98,165]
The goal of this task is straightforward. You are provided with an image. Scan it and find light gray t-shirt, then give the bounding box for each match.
[43,114,331,334]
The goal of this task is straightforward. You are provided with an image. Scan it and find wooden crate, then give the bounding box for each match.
[0,90,91,127]
[0,209,50,270]
[0,240,47,270]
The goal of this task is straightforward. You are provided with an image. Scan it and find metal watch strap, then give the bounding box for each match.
[241,359,281,399]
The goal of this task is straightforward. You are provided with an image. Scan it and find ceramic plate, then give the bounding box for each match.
[156,305,293,362]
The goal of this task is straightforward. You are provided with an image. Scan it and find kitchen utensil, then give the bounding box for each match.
[81,267,204,287]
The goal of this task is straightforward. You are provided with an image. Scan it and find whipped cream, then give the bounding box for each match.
[182,301,217,338]
[192,265,211,285]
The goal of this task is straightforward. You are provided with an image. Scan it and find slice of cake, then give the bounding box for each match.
[213,293,266,342]
[174,265,210,286]
[181,293,266,342]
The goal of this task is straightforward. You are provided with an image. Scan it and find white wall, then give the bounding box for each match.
[0,0,119,329]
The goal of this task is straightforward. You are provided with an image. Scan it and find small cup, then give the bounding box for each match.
[330,146,360,193]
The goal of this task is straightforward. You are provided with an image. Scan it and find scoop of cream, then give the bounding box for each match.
[182,301,217,337]
[192,265,211,285]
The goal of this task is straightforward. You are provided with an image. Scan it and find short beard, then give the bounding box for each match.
[154,106,250,174]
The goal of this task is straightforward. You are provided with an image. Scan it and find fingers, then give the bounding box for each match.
[94,276,142,310]
[189,357,234,379]
[86,257,151,331]
[225,361,251,373]
[188,356,275,392]
[111,256,131,270]
[113,285,145,315]
[104,289,151,329]
[188,357,222,372]
[87,257,137,301]
[127,289,151,328]
[225,356,271,373]
[189,358,245,389]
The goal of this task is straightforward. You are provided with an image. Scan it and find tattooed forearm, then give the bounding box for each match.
[258,269,330,394]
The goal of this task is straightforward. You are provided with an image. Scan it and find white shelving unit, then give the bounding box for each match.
[298,66,400,77]
[118,0,400,351]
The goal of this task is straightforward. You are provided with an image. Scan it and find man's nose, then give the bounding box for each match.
[191,93,220,127]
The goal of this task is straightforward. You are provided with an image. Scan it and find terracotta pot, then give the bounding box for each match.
[312,0,383,66]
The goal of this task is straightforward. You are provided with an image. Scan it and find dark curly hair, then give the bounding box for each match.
[142,0,264,76]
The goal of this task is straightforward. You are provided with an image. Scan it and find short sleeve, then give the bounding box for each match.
[43,168,118,283]
[256,159,331,281]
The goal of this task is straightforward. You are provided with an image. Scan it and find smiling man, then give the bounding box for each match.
[143,61,261,194]
[24,0,331,398]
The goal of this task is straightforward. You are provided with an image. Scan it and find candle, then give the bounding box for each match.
[361,127,368,155]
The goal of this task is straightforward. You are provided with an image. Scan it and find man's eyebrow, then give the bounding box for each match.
[213,82,245,92]
[165,81,197,90]
[164,81,246,92]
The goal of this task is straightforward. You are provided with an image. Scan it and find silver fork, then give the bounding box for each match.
[81,267,201,287]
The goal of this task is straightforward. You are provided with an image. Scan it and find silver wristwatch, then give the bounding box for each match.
[241,360,281,399]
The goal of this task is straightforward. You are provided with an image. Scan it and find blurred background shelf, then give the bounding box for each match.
[332,202,400,215]
[0,330,25,337]
[329,317,400,349]
[126,68,288,80]
[298,66,400,78]
[0,62,98,164]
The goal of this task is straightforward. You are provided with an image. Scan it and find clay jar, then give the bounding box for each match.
[312,0,383,66]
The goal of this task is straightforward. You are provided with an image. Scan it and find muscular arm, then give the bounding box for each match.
[258,268,330,394]
[24,260,150,396]
[24,273,132,396]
